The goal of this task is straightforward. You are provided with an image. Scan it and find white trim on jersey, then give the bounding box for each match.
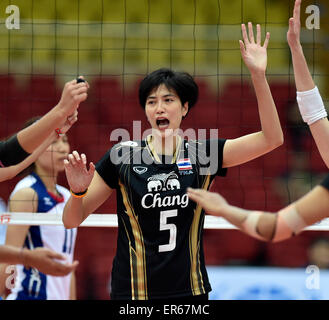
[6,174,77,300]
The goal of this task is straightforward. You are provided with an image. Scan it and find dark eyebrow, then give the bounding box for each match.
[147,93,176,100]
[163,94,176,98]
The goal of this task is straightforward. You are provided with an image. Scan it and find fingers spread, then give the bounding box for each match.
[256,24,261,45]
[239,40,246,56]
[263,32,270,48]
[68,154,77,166]
[72,150,81,162]
[248,22,255,43]
[81,153,87,165]
[241,24,249,45]
[88,162,96,175]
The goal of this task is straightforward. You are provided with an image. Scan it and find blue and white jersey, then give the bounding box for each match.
[6,173,77,300]
[0,197,7,245]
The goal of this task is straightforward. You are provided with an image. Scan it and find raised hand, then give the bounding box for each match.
[239,22,270,75]
[57,77,89,117]
[64,151,95,193]
[287,0,301,49]
[24,247,79,276]
[187,188,228,216]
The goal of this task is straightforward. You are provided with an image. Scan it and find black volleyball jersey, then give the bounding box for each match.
[96,135,227,300]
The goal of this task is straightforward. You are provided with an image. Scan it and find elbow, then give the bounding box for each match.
[268,133,284,151]
[62,219,78,229]
[62,215,79,229]
[275,134,284,148]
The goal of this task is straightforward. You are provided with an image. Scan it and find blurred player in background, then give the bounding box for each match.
[0,117,78,300]
[0,78,87,276]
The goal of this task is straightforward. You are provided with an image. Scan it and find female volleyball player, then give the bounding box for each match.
[187,0,329,246]
[0,77,88,182]
[62,22,283,300]
[0,77,86,276]
[288,0,329,168]
[0,118,78,299]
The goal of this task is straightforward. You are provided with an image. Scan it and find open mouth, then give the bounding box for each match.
[156,118,170,129]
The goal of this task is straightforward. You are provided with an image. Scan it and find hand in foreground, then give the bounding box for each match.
[187,188,228,216]
[24,247,79,276]
[239,22,270,75]
[64,151,95,193]
[57,77,89,116]
[287,0,301,49]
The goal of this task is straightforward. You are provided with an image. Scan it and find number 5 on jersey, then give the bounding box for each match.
[159,209,177,252]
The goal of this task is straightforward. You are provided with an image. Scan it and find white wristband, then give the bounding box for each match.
[296,86,327,125]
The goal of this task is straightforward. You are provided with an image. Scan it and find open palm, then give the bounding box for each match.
[240,23,270,74]
[64,151,95,193]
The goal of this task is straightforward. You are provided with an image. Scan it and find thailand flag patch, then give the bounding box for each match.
[177,158,192,171]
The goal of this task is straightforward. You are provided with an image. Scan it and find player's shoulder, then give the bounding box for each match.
[9,186,38,212]
[9,175,37,199]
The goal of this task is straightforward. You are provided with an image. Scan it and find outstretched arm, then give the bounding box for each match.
[0,112,78,182]
[223,23,283,168]
[288,0,329,167]
[187,182,329,242]
[16,78,88,154]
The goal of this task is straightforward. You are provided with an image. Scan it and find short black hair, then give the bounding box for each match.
[138,68,198,114]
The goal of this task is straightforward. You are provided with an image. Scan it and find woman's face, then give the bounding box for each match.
[36,135,70,174]
[145,84,188,139]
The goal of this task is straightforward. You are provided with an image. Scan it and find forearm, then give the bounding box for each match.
[63,197,86,229]
[290,44,315,92]
[220,204,276,241]
[0,132,57,182]
[309,118,329,168]
[17,105,65,153]
[251,72,283,146]
[0,245,25,265]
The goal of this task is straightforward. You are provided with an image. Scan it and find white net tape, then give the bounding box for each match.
[1,212,329,231]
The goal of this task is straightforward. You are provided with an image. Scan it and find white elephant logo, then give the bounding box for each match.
[146,171,180,192]
[166,178,180,190]
[147,180,162,192]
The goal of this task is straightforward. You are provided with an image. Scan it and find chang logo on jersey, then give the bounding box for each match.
[141,171,188,209]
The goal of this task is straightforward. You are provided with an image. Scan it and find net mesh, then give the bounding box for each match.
[0,0,328,299]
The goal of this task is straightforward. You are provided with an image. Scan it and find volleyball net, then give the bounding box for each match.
[2,212,329,231]
[0,0,328,213]
[1,0,329,300]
